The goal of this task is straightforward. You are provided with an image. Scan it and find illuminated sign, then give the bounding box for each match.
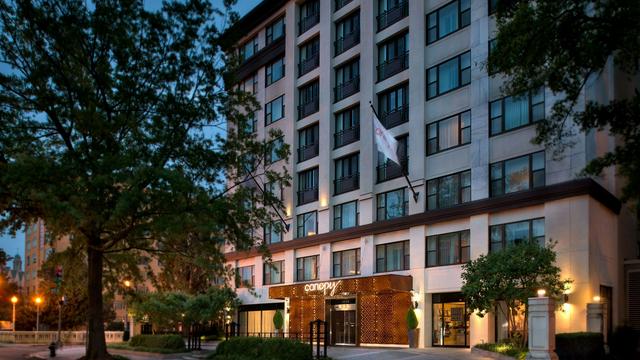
[303,280,342,296]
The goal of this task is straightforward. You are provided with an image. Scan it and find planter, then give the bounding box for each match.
[408,328,420,348]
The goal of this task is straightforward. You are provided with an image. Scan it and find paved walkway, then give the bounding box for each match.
[328,346,492,360]
[28,345,214,360]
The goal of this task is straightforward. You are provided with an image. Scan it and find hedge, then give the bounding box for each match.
[211,337,311,360]
[555,332,604,360]
[128,334,185,351]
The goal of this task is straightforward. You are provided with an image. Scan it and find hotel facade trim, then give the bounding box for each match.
[224,0,639,348]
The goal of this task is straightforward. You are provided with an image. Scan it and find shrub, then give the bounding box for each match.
[273,310,284,330]
[608,326,640,360]
[213,337,311,360]
[475,343,527,360]
[406,308,418,330]
[128,334,185,350]
[555,332,604,360]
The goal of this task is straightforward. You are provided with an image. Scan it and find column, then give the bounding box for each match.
[586,303,603,333]
[527,297,559,360]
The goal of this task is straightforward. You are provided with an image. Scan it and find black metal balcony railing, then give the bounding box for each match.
[299,12,320,35]
[298,97,319,120]
[334,76,360,102]
[334,30,360,55]
[335,0,353,11]
[379,105,409,129]
[377,0,408,31]
[377,51,409,81]
[334,173,359,195]
[297,142,319,162]
[297,188,319,205]
[298,53,320,77]
[376,157,408,183]
[334,125,360,148]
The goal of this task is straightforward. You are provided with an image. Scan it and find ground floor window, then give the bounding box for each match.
[432,293,469,347]
[238,304,284,336]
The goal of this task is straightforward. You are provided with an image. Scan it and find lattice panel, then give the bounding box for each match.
[288,296,325,336]
[359,292,409,344]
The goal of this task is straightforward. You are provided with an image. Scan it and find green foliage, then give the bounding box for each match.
[273,310,283,330]
[475,343,527,360]
[461,241,570,346]
[489,0,640,213]
[555,332,605,360]
[406,308,418,330]
[128,335,185,351]
[109,342,186,354]
[213,337,312,360]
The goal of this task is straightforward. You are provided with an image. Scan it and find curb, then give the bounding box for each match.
[471,346,518,360]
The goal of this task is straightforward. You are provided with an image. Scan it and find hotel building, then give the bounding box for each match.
[223,0,639,347]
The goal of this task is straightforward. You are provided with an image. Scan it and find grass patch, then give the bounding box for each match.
[108,342,188,354]
[475,343,528,360]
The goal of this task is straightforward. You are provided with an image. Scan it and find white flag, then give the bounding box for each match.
[373,112,400,165]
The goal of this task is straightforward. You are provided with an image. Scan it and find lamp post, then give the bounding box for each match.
[123,280,132,340]
[34,296,43,343]
[10,296,18,332]
[57,296,65,348]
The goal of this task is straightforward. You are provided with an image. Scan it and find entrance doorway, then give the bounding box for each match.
[432,293,469,347]
[329,299,357,345]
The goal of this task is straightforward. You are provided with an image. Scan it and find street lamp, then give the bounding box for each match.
[123,280,132,339]
[34,296,43,343]
[57,296,66,348]
[10,296,18,332]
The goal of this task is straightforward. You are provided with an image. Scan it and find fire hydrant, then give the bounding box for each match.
[48,342,56,357]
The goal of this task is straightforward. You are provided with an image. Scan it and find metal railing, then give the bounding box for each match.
[377,0,408,31]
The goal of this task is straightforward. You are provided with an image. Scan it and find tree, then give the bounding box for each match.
[461,241,570,347]
[489,0,640,215]
[0,1,289,358]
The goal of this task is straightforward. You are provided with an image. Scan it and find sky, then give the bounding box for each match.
[0,0,262,268]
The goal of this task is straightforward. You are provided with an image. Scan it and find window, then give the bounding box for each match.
[427,51,471,99]
[333,200,358,230]
[334,106,360,148]
[298,81,319,119]
[377,0,409,31]
[335,58,360,102]
[298,124,319,162]
[296,210,317,238]
[490,88,545,135]
[426,230,470,267]
[239,36,258,62]
[264,221,282,244]
[376,240,410,272]
[427,170,471,210]
[333,248,360,277]
[265,95,285,125]
[240,72,258,95]
[335,11,360,55]
[335,0,353,11]
[427,110,471,154]
[237,265,255,287]
[427,0,471,44]
[266,16,285,45]
[266,57,285,86]
[266,137,284,164]
[378,83,408,128]
[334,153,359,194]
[296,255,319,281]
[297,167,319,205]
[490,151,545,196]
[490,218,545,252]
[263,260,284,285]
[377,135,408,182]
[489,0,498,15]
[377,32,409,81]
[488,39,497,75]
[376,188,409,220]
[299,37,320,76]
[299,0,320,34]
[265,181,283,201]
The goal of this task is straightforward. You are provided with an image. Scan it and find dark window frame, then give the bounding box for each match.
[265,56,285,86]
[296,254,319,282]
[427,51,471,99]
[334,105,360,148]
[265,136,284,165]
[263,260,285,285]
[266,16,286,45]
[426,0,471,45]
[426,110,471,155]
[297,167,319,205]
[334,152,360,195]
[333,200,359,230]
[265,95,285,125]
[426,230,470,267]
[375,240,410,273]
[296,210,318,238]
[489,88,545,136]
[236,265,255,288]
[490,151,545,197]
[426,169,471,211]
[332,248,361,278]
[376,187,409,221]
[263,221,282,244]
[489,218,545,252]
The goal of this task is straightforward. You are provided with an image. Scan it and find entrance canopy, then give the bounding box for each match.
[268,274,412,299]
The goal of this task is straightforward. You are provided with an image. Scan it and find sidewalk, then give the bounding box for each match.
[29,345,215,360]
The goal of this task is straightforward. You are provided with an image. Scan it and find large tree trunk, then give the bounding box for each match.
[86,236,108,359]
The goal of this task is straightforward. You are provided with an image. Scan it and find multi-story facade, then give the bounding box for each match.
[23,219,70,297]
[224,0,639,348]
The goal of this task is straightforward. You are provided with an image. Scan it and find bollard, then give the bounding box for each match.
[48,342,56,357]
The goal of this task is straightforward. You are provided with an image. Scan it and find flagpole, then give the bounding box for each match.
[369,102,420,203]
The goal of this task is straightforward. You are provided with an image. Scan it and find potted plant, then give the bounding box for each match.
[406,307,419,348]
[273,309,284,337]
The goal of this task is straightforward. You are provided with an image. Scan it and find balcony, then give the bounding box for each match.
[335,0,353,11]
[334,125,360,148]
[299,12,320,35]
[298,53,319,77]
[334,76,360,102]
[297,188,319,205]
[334,30,360,55]
[377,51,409,81]
[298,98,319,120]
[376,157,408,183]
[334,173,359,195]
[379,106,409,129]
[298,143,319,162]
[377,0,408,31]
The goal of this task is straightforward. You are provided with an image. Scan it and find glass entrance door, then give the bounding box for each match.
[333,309,356,345]
[432,293,469,347]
